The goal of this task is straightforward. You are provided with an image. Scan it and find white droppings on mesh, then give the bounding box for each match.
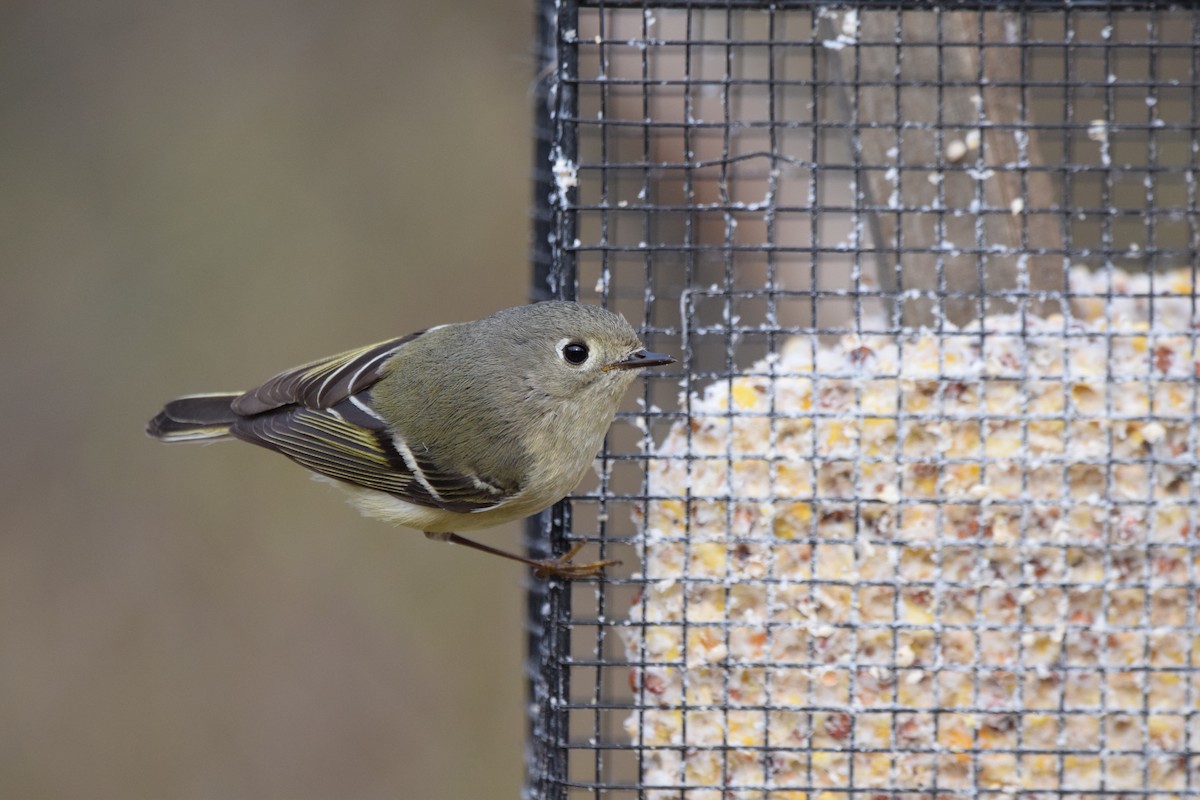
[624,266,1199,798]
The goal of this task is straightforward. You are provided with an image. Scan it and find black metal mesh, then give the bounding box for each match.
[527,2,1200,798]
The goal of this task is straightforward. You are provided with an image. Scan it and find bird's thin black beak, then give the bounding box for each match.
[604,349,676,371]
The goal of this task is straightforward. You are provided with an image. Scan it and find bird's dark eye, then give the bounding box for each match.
[562,341,590,365]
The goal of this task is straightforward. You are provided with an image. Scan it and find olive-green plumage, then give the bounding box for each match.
[147,302,673,559]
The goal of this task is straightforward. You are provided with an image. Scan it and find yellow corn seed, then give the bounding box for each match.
[984,428,1022,458]
[1063,755,1100,785]
[732,379,762,410]
[1147,715,1183,748]
[941,727,974,751]
[1022,754,1058,787]
[905,392,931,412]
[689,542,727,574]
[901,597,934,625]
[979,755,1018,788]
[824,420,852,449]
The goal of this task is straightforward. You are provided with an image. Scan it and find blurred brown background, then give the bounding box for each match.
[1,3,534,798]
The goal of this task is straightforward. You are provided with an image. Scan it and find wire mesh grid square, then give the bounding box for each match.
[526,2,1200,798]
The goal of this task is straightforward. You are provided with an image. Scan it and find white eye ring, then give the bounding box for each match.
[558,338,590,365]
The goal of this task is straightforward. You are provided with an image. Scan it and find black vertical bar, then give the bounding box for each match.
[524,1,579,799]
[522,502,573,800]
[531,2,581,305]
[530,0,557,307]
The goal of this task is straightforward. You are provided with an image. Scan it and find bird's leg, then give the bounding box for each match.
[423,531,619,579]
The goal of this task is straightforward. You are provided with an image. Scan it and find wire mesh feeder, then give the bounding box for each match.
[526,2,1200,799]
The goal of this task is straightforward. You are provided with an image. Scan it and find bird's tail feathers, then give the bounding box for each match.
[146,393,241,442]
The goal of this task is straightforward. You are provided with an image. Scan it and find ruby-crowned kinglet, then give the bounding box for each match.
[147,302,673,577]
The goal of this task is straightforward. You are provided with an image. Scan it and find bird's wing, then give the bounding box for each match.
[231,334,422,415]
[228,338,516,513]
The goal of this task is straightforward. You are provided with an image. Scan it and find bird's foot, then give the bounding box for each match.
[428,532,619,580]
[530,542,621,580]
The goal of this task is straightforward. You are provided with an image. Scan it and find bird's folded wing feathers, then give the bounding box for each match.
[227,336,514,513]
[231,335,421,415]
[403,445,517,512]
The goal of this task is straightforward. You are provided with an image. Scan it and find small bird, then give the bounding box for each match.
[147,302,673,577]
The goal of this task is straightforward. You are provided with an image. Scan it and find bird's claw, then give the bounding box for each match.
[531,542,621,580]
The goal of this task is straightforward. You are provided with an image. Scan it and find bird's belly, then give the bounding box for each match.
[313,477,540,533]
[310,445,596,533]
